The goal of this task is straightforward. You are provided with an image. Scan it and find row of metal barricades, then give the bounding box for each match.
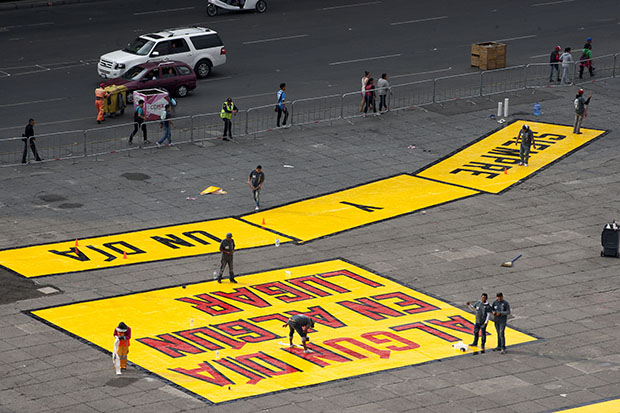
[3,53,618,167]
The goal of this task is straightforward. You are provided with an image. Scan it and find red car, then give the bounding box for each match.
[103,61,197,103]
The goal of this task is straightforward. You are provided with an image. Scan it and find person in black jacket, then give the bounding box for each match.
[21,118,42,163]
[549,46,561,82]
[491,292,511,354]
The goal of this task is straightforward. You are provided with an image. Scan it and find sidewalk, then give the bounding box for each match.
[1,79,619,412]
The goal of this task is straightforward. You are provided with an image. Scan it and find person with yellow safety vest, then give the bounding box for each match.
[95,83,109,124]
[220,97,238,141]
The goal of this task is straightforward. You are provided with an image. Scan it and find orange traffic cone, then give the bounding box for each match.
[75,238,79,247]
[74,238,79,254]
[262,218,266,226]
[123,251,127,259]
[504,167,508,175]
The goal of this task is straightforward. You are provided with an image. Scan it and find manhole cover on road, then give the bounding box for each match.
[38,194,66,202]
[121,172,151,181]
[58,203,83,209]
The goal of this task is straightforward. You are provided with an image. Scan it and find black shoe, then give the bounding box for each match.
[217,279,221,283]
[469,343,477,347]
[230,279,238,283]
[223,137,230,141]
[21,160,27,164]
[97,120,101,124]
[492,347,501,352]
[35,158,43,162]
[144,140,151,144]
[128,141,133,145]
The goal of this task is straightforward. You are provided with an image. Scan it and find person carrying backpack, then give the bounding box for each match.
[579,43,594,79]
[549,46,561,82]
[129,100,149,145]
[573,89,592,134]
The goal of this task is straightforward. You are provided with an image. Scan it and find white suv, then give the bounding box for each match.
[98,27,226,79]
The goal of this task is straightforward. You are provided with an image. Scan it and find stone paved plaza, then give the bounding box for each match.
[1,79,620,413]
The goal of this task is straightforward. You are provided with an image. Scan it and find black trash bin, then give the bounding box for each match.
[601,226,620,258]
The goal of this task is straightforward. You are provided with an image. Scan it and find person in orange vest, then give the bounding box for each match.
[112,322,131,373]
[95,83,109,124]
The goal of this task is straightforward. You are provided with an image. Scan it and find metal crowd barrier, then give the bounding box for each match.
[3,53,618,167]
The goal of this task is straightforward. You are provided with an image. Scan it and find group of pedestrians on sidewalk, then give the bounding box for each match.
[360,71,392,116]
[550,37,595,85]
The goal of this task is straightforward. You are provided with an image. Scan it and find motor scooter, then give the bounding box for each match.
[206,0,267,16]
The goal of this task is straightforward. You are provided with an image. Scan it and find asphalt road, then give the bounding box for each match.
[0,0,619,136]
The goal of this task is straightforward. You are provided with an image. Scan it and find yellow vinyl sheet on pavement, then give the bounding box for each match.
[0,218,290,278]
[31,259,538,404]
[416,121,606,194]
[241,174,478,242]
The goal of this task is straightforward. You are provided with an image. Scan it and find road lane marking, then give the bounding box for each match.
[391,67,452,78]
[532,0,575,6]
[0,97,65,108]
[201,76,233,82]
[0,22,54,30]
[390,16,448,26]
[243,34,309,45]
[415,121,607,194]
[29,258,538,404]
[329,53,401,66]
[529,54,549,59]
[493,34,537,42]
[320,1,382,10]
[0,117,94,131]
[133,6,195,16]
[233,91,275,99]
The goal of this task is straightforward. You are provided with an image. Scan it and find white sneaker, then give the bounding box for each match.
[524,163,528,167]
[255,206,259,211]
[156,142,161,148]
[518,162,523,166]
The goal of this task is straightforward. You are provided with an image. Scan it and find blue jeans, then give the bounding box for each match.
[157,125,171,145]
[549,64,560,81]
[495,320,506,350]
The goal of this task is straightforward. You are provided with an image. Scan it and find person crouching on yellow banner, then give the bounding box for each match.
[112,322,131,374]
[283,314,315,353]
[95,83,109,124]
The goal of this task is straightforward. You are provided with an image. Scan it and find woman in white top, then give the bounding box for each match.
[360,71,370,112]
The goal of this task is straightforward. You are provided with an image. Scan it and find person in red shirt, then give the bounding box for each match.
[113,322,131,371]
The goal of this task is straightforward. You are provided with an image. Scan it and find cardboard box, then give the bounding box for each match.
[471,42,506,70]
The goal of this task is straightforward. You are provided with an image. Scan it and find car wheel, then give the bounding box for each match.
[176,85,189,97]
[126,92,134,104]
[256,0,267,12]
[206,4,217,16]
[195,60,212,78]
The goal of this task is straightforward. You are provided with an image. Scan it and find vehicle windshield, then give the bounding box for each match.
[123,37,155,56]
[122,66,148,80]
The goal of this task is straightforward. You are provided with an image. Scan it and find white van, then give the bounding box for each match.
[98,27,226,79]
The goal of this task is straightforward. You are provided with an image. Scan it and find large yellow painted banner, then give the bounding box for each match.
[417,121,606,194]
[30,260,538,404]
[0,121,607,278]
[555,398,620,412]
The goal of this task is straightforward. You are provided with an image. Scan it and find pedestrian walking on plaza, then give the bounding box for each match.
[579,43,594,79]
[21,118,42,163]
[217,233,236,283]
[156,104,174,148]
[283,314,315,353]
[95,83,109,124]
[560,47,574,85]
[549,46,561,82]
[112,322,131,374]
[376,73,392,112]
[247,165,265,211]
[220,97,238,141]
[129,100,149,145]
[573,88,592,134]
[516,124,536,167]
[276,83,288,127]
[491,292,511,354]
[359,71,370,112]
[467,293,492,351]
[363,77,377,116]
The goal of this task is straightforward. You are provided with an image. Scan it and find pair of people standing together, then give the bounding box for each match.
[467,292,511,353]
